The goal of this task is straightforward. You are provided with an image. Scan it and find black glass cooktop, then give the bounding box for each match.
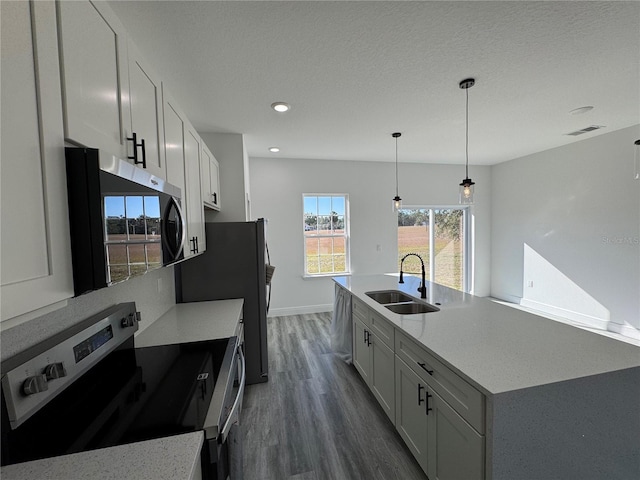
[1,339,229,466]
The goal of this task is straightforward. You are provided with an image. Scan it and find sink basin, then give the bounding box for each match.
[385,302,440,315]
[366,290,414,304]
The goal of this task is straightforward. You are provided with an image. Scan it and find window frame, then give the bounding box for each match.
[302,193,351,277]
[397,205,471,293]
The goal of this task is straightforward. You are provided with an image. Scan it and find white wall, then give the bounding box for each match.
[491,125,640,336]
[249,157,491,316]
[200,132,249,222]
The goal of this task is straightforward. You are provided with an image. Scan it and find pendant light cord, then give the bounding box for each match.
[395,135,399,196]
[465,86,469,179]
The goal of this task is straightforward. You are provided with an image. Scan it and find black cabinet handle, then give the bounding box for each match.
[213,192,217,205]
[195,236,199,253]
[365,330,371,346]
[127,132,147,168]
[426,392,433,415]
[363,329,367,344]
[418,362,434,375]
[140,138,147,169]
[418,383,425,405]
[190,236,198,254]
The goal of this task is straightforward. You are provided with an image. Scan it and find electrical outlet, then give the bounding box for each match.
[527,280,534,288]
[157,278,164,293]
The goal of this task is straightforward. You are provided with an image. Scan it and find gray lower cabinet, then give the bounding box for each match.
[396,356,484,480]
[427,386,484,480]
[396,357,429,472]
[352,315,395,424]
[350,292,485,479]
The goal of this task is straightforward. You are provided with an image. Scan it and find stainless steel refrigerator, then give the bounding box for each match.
[176,219,269,385]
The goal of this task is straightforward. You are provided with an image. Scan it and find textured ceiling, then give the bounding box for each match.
[107,0,640,165]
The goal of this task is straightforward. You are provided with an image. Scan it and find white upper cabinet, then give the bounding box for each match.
[162,86,205,259]
[201,143,221,210]
[126,40,165,179]
[184,123,206,256]
[56,0,130,157]
[1,0,74,321]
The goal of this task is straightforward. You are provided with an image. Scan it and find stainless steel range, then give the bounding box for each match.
[0,303,244,480]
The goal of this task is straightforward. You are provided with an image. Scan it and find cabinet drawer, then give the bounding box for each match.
[395,330,485,434]
[352,296,369,325]
[369,310,394,349]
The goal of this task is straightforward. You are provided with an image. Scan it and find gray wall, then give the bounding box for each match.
[491,125,640,335]
[249,156,491,316]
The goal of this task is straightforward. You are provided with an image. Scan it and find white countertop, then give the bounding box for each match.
[135,299,244,347]
[334,274,640,395]
[0,432,204,480]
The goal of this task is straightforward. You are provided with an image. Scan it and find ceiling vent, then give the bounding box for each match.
[566,125,605,136]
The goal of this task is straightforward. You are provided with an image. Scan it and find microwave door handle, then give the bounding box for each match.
[172,196,186,257]
[220,346,246,443]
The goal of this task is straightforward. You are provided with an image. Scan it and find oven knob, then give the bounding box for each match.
[22,374,48,396]
[44,362,66,380]
[121,313,136,328]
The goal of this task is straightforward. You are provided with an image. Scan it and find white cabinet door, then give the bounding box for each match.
[396,357,430,472]
[57,0,129,156]
[184,124,205,256]
[1,0,74,320]
[427,388,484,480]
[126,41,165,179]
[201,144,220,210]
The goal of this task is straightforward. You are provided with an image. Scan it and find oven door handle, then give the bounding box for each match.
[220,346,246,442]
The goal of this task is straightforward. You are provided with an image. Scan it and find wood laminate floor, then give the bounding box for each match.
[241,312,428,480]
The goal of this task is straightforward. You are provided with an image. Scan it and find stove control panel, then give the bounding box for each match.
[1,303,139,429]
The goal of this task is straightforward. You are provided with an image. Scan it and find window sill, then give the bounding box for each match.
[302,272,352,279]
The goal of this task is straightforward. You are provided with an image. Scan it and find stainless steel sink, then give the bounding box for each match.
[385,302,440,314]
[366,290,440,315]
[366,290,414,304]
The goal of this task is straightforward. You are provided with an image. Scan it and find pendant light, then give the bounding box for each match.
[392,132,402,211]
[459,78,476,204]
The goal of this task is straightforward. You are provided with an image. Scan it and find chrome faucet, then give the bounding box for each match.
[399,253,427,299]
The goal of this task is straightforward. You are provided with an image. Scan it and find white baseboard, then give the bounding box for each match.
[519,298,610,330]
[268,304,333,318]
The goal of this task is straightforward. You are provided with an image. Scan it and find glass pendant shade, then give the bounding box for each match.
[459,178,475,204]
[393,195,402,211]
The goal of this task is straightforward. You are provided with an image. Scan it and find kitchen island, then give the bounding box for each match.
[334,274,640,480]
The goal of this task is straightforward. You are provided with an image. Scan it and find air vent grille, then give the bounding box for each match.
[566,125,605,136]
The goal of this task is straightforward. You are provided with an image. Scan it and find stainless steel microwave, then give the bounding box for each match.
[65,148,185,296]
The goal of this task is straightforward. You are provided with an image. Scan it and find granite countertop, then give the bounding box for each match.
[334,274,640,395]
[0,432,204,480]
[135,298,244,347]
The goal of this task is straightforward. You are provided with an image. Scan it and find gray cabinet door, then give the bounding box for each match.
[395,357,429,472]
[352,317,371,383]
[370,337,395,424]
[427,388,484,480]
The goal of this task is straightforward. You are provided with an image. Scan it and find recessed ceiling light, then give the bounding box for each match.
[569,106,594,115]
[271,102,290,113]
[268,147,280,153]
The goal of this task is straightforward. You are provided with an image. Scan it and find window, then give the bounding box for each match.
[397,207,470,292]
[303,194,350,276]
